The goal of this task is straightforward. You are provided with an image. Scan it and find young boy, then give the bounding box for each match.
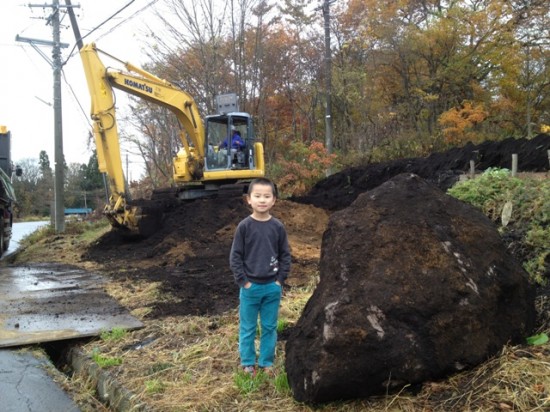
[230,178,291,375]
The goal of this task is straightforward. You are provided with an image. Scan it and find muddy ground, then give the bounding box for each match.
[78,134,550,321]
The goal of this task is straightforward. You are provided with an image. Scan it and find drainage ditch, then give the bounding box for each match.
[42,339,146,411]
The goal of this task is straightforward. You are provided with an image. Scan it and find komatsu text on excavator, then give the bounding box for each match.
[80,43,265,235]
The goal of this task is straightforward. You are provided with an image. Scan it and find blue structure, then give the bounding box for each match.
[64,208,92,216]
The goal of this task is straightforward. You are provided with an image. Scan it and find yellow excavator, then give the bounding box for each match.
[79,43,265,235]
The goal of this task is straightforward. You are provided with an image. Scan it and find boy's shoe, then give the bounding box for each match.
[242,365,256,376]
[258,366,275,376]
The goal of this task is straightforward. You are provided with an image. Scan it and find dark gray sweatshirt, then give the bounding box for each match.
[230,215,291,287]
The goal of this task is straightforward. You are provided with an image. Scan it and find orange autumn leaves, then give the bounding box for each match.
[439,101,488,145]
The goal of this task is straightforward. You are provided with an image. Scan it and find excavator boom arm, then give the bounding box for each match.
[107,70,205,158]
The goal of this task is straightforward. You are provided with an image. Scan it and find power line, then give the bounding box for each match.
[62,0,159,66]
[61,68,91,129]
[62,0,136,65]
[95,0,159,42]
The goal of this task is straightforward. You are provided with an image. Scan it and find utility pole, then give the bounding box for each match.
[322,0,334,157]
[52,0,65,233]
[65,0,83,50]
[16,1,79,233]
[525,33,533,140]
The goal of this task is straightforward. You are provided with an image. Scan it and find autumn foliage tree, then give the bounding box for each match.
[332,0,549,152]
[272,140,338,197]
[114,0,548,190]
[439,101,488,145]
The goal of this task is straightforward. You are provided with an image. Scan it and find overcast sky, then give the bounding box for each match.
[0,0,161,179]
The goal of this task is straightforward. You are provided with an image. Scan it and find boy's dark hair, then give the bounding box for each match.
[247,178,278,197]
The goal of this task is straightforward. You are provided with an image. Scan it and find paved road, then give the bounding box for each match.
[0,350,80,412]
[3,221,49,258]
[1,222,81,411]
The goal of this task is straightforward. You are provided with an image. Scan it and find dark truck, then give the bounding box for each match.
[0,126,21,255]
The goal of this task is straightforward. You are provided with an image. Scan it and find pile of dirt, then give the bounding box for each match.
[285,173,536,403]
[82,135,549,319]
[294,134,550,211]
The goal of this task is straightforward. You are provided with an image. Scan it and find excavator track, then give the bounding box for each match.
[151,183,248,202]
[216,183,249,198]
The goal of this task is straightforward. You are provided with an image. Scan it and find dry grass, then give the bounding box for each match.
[77,280,550,412]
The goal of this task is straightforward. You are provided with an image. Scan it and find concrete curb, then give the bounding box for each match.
[67,347,148,411]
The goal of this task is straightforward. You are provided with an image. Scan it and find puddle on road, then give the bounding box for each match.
[0,264,143,348]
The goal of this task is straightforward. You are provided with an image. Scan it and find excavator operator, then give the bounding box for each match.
[218,127,246,168]
[219,126,245,150]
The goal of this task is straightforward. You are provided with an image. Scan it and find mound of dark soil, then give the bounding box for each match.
[286,173,536,403]
[294,134,550,211]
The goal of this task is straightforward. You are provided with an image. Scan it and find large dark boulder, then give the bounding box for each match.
[285,173,536,404]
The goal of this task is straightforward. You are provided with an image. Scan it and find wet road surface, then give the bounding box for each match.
[2,221,49,259]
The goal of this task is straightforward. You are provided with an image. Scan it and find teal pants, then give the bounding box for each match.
[239,282,282,368]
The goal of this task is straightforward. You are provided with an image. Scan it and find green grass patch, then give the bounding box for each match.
[20,224,55,246]
[100,327,128,342]
[18,219,110,248]
[233,369,269,394]
[277,318,289,333]
[273,371,291,395]
[91,349,123,368]
[77,220,111,241]
[145,379,166,394]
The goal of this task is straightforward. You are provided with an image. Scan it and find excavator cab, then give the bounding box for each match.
[205,114,255,171]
